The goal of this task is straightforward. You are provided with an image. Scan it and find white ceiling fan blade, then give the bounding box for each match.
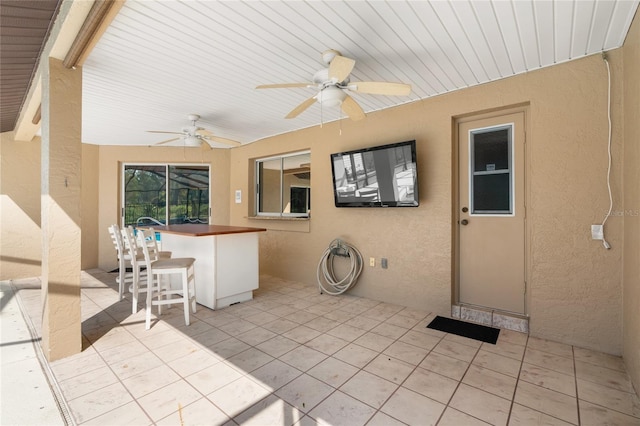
[349,81,411,96]
[329,55,355,83]
[154,137,180,145]
[147,130,184,135]
[285,96,317,119]
[341,95,366,121]
[200,140,212,151]
[204,136,242,146]
[256,83,309,89]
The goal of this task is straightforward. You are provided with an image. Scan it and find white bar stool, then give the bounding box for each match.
[136,228,197,330]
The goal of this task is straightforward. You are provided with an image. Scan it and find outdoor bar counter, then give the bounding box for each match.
[153,224,266,309]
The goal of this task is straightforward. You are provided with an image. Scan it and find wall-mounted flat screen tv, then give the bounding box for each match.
[330,140,419,207]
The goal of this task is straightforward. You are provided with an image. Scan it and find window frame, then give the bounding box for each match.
[121,162,212,226]
[255,150,311,218]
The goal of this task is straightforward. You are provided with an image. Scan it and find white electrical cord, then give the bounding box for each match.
[600,54,613,250]
[317,238,363,295]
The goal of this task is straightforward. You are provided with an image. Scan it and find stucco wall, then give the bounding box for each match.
[96,145,231,273]
[623,13,640,393]
[0,132,42,279]
[230,52,624,354]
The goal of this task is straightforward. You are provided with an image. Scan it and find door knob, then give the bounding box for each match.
[461,219,469,226]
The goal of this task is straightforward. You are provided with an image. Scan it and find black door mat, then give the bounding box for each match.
[427,316,500,344]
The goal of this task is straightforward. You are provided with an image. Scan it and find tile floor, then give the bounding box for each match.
[10,270,640,426]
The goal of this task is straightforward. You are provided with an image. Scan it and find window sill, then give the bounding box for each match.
[247,216,309,221]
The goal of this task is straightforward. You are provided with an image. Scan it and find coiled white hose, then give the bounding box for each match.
[317,239,363,295]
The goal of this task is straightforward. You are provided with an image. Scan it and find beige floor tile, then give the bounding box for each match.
[167,347,221,377]
[520,363,576,396]
[577,378,640,417]
[275,374,335,413]
[343,315,381,331]
[438,407,491,425]
[58,365,119,401]
[482,338,526,361]
[156,397,230,426]
[381,386,445,425]
[508,403,574,425]
[121,364,182,399]
[432,339,479,363]
[307,357,359,388]
[138,329,185,350]
[365,411,406,426]
[332,343,378,368]
[81,401,153,426]
[573,347,626,372]
[323,309,357,323]
[305,333,349,355]
[497,329,528,347]
[385,313,421,329]
[473,349,522,377]
[262,317,300,334]
[326,323,367,341]
[402,366,459,404]
[256,335,300,358]
[419,351,469,381]
[207,336,251,359]
[449,383,511,425]
[462,364,517,400]
[50,351,106,382]
[340,370,398,409]
[353,332,394,352]
[527,337,573,358]
[383,340,430,365]
[308,391,377,426]
[67,382,134,423]
[226,347,274,373]
[370,322,408,340]
[110,351,165,380]
[235,326,278,346]
[524,347,575,376]
[208,376,271,418]
[514,381,579,424]
[233,394,303,426]
[443,332,483,349]
[575,360,636,393]
[364,354,415,385]
[95,340,148,365]
[285,310,319,324]
[283,325,322,344]
[243,311,280,325]
[306,316,341,333]
[279,345,328,372]
[136,379,202,422]
[188,327,232,347]
[398,329,441,350]
[579,400,640,426]
[145,339,200,364]
[251,359,303,391]
[185,361,243,395]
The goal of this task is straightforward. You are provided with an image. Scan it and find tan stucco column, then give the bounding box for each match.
[40,57,82,361]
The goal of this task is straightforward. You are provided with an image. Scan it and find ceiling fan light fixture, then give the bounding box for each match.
[184,135,200,146]
[317,85,346,107]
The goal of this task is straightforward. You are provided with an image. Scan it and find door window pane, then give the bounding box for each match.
[169,165,209,224]
[123,165,166,226]
[470,126,513,214]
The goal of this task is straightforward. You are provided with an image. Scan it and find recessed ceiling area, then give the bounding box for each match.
[4,1,638,147]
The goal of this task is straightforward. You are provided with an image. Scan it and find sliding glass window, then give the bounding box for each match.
[122,164,210,226]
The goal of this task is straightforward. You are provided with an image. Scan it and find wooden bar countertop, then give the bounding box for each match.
[150,224,266,237]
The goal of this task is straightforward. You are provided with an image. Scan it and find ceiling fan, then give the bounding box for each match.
[147,114,241,149]
[256,49,411,121]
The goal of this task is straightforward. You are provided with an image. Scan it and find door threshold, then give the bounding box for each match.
[451,304,529,333]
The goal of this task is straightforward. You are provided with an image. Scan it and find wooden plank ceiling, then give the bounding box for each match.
[0,0,61,133]
[2,1,638,146]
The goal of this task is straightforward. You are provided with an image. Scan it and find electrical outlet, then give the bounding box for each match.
[591,224,604,240]
[369,257,375,267]
[381,258,388,269]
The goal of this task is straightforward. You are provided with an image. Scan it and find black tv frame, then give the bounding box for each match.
[330,140,419,208]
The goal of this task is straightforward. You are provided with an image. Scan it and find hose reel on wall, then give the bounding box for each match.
[317,238,363,295]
